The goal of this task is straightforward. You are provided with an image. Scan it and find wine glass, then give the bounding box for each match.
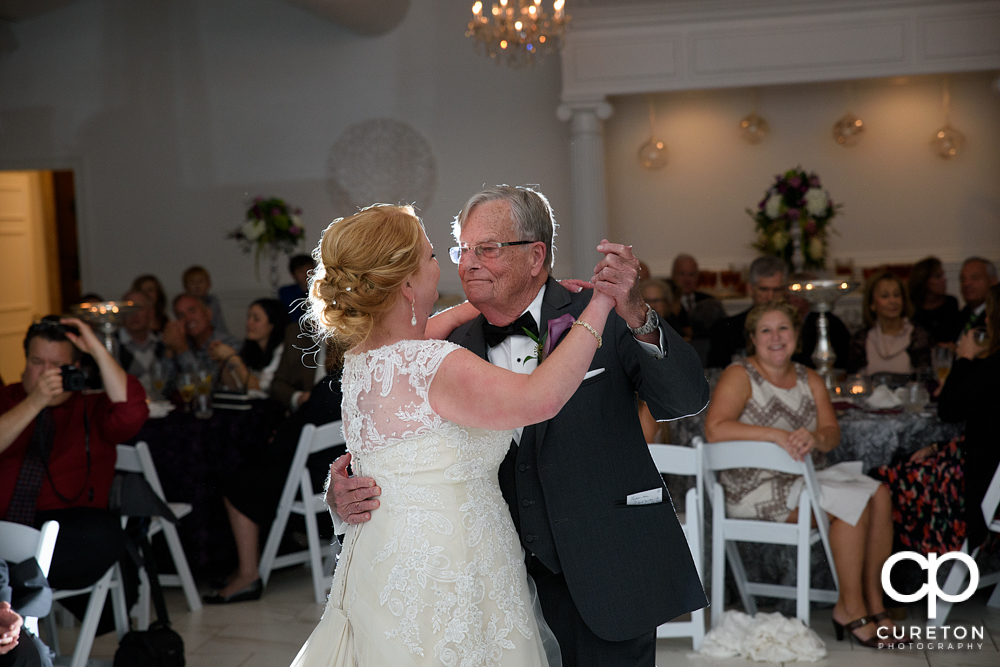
[932,346,954,383]
[150,360,167,401]
[178,372,196,413]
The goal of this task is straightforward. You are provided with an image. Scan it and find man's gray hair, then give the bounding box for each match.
[963,256,998,282]
[453,185,558,272]
[748,255,788,286]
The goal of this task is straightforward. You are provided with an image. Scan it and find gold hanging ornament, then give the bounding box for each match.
[833,83,864,147]
[637,98,667,170]
[832,113,864,146]
[739,90,769,144]
[931,78,966,159]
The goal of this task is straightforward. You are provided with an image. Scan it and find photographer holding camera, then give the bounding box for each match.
[0,315,148,631]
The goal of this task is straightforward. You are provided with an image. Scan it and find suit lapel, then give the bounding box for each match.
[460,314,490,360]
[530,277,575,450]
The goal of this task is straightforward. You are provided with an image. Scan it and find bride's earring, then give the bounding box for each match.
[411,299,417,327]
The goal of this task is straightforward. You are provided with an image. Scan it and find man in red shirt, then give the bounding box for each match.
[0,316,148,628]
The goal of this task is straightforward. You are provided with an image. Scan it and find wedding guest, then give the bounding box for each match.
[937,283,1000,548]
[672,253,725,365]
[269,321,339,411]
[957,257,998,336]
[909,257,963,344]
[705,300,898,647]
[1,559,52,667]
[0,317,146,633]
[131,274,169,333]
[207,299,288,396]
[118,290,172,397]
[708,256,786,368]
[846,271,932,374]
[163,294,240,374]
[182,265,231,339]
[206,369,344,603]
[279,254,315,319]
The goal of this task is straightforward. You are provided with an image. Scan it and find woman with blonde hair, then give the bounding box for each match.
[705,300,900,648]
[291,205,615,666]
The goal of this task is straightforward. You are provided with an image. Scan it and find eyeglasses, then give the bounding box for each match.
[448,241,537,264]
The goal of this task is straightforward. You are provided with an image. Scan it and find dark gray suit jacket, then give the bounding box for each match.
[448,277,710,642]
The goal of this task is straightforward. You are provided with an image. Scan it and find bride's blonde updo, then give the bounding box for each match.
[306,204,424,349]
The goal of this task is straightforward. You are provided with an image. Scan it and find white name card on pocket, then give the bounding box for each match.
[626,488,662,505]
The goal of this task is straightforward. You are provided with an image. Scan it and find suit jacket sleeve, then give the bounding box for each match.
[617,313,710,421]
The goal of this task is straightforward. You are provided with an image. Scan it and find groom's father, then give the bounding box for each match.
[331,186,710,666]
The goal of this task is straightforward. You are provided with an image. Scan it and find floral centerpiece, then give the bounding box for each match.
[748,168,840,271]
[228,197,306,282]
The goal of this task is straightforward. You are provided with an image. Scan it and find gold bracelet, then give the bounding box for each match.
[572,320,602,348]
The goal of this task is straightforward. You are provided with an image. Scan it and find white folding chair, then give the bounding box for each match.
[44,562,130,667]
[648,441,706,649]
[116,441,202,629]
[700,437,839,627]
[930,461,1000,626]
[0,520,59,637]
[259,420,346,604]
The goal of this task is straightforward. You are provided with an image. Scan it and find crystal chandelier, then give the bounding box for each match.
[467,0,569,68]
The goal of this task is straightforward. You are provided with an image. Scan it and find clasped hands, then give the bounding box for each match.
[0,602,23,656]
[777,428,815,462]
[325,240,646,525]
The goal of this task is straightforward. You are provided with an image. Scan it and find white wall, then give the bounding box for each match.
[0,0,574,325]
[604,72,1000,286]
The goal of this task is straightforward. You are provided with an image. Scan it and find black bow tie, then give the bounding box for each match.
[482,312,539,348]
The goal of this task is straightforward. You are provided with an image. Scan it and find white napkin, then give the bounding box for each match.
[698,610,827,662]
[148,401,175,419]
[866,384,902,409]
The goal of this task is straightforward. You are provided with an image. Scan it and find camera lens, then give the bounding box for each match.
[60,365,86,392]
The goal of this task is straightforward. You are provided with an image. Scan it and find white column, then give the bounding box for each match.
[556,99,614,278]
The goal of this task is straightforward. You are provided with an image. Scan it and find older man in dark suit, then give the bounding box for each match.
[330,186,709,666]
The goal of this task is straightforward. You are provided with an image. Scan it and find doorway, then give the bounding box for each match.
[0,169,80,383]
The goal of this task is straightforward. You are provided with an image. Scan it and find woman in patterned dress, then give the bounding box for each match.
[704,300,897,648]
[290,204,617,666]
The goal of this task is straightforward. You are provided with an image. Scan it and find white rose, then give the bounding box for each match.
[805,188,828,217]
[765,194,783,219]
[243,219,266,241]
[807,236,824,260]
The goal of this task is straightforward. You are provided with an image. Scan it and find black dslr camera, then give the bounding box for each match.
[60,365,87,392]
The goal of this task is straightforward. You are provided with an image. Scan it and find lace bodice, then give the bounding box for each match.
[342,339,463,454]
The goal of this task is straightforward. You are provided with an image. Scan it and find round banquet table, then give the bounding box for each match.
[126,399,287,575]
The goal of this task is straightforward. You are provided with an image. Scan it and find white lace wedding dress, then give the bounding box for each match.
[291,339,557,667]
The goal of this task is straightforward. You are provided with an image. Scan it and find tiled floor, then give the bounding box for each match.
[47,569,1000,666]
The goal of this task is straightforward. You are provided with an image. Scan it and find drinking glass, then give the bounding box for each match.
[972,327,989,346]
[150,360,166,401]
[178,372,196,413]
[932,346,954,383]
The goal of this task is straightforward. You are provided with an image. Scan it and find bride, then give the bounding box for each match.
[290,205,614,667]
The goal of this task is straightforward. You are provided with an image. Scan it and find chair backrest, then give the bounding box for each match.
[648,441,704,536]
[700,438,804,476]
[982,461,1000,532]
[0,520,59,577]
[116,441,169,501]
[308,420,347,454]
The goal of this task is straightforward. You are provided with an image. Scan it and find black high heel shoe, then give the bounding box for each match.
[870,610,909,644]
[203,579,263,604]
[832,616,882,648]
